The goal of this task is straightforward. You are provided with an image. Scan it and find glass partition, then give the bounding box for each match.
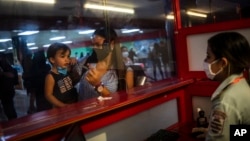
[179,0,250,27]
[0,0,177,119]
[1,0,249,121]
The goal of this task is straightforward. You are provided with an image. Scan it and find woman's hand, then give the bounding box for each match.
[85,53,111,86]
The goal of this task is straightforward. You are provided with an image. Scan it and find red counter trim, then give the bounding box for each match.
[1,78,194,141]
[82,88,188,134]
[175,18,250,80]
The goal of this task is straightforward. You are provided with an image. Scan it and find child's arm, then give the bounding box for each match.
[44,74,67,108]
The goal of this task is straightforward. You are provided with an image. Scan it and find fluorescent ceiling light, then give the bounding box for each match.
[12,30,22,33]
[84,4,134,14]
[29,47,38,50]
[61,41,73,44]
[14,0,55,4]
[0,39,11,42]
[18,31,39,36]
[8,47,13,50]
[43,44,51,48]
[0,49,5,52]
[27,43,36,46]
[78,30,95,34]
[166,14,174,20]
[187,11,207,18]
[121,29,140,33]
[49,36,66,41]
[50,30,59,32]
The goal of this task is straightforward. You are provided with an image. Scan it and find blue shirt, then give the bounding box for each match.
[75,57,118,101]
[79,69,118,101]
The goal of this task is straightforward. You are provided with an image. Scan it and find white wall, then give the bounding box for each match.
[85,99,178,141]
[187,28,250,71]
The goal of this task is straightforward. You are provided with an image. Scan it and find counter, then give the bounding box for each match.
[1,78,195,141]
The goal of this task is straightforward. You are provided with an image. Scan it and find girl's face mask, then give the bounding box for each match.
[203,59,223,80]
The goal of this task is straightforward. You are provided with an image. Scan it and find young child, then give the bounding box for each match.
[45,42,78,108]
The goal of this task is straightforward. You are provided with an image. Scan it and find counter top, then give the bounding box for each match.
[1,78,194,141]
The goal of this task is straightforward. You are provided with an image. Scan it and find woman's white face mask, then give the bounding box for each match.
[203,60,223,80]
[122,52,129,58]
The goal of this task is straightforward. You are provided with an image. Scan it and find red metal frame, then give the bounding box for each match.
[2,79,194,141]
[174,18,250,79]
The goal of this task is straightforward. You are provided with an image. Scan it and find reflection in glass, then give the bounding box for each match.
[180,0,250,27]
[0,0,177,120]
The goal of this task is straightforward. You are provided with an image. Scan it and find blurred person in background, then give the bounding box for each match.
[0,53,17,120]
[148,43,164,81]
[31,49,52,112]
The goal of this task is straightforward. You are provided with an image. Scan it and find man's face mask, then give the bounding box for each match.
[203,59,223,80]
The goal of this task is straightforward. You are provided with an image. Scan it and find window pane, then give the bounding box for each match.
[0,0,177,117]
[180,0,250,27]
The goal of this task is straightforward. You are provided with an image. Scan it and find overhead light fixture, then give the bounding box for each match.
[78,30,95,34]
[187,11,207,18]
[0,49,5,52]
[14,0,55,4]
[29,46,39,50]
[0,39,11,42]
[121,29,140,33]
[49,36,66,41]
[84,3,134,14]
[18,31,39,36]
[8,47,13,50]
[166,14,174,20]
[50,30,59,32]
[27,43,36,46]
[61,41,72,44]
[43,44,51,48]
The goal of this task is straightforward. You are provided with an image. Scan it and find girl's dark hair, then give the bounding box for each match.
[46,42,71,61]
[208,32,250,74]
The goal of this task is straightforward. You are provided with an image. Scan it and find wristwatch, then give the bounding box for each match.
[94,82,104,93]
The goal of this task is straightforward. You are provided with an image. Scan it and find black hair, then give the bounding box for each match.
[92,27,117,42]
[46,42,71,63]
[208,32,250,74]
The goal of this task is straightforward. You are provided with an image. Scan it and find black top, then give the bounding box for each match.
[50,71,78,104]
